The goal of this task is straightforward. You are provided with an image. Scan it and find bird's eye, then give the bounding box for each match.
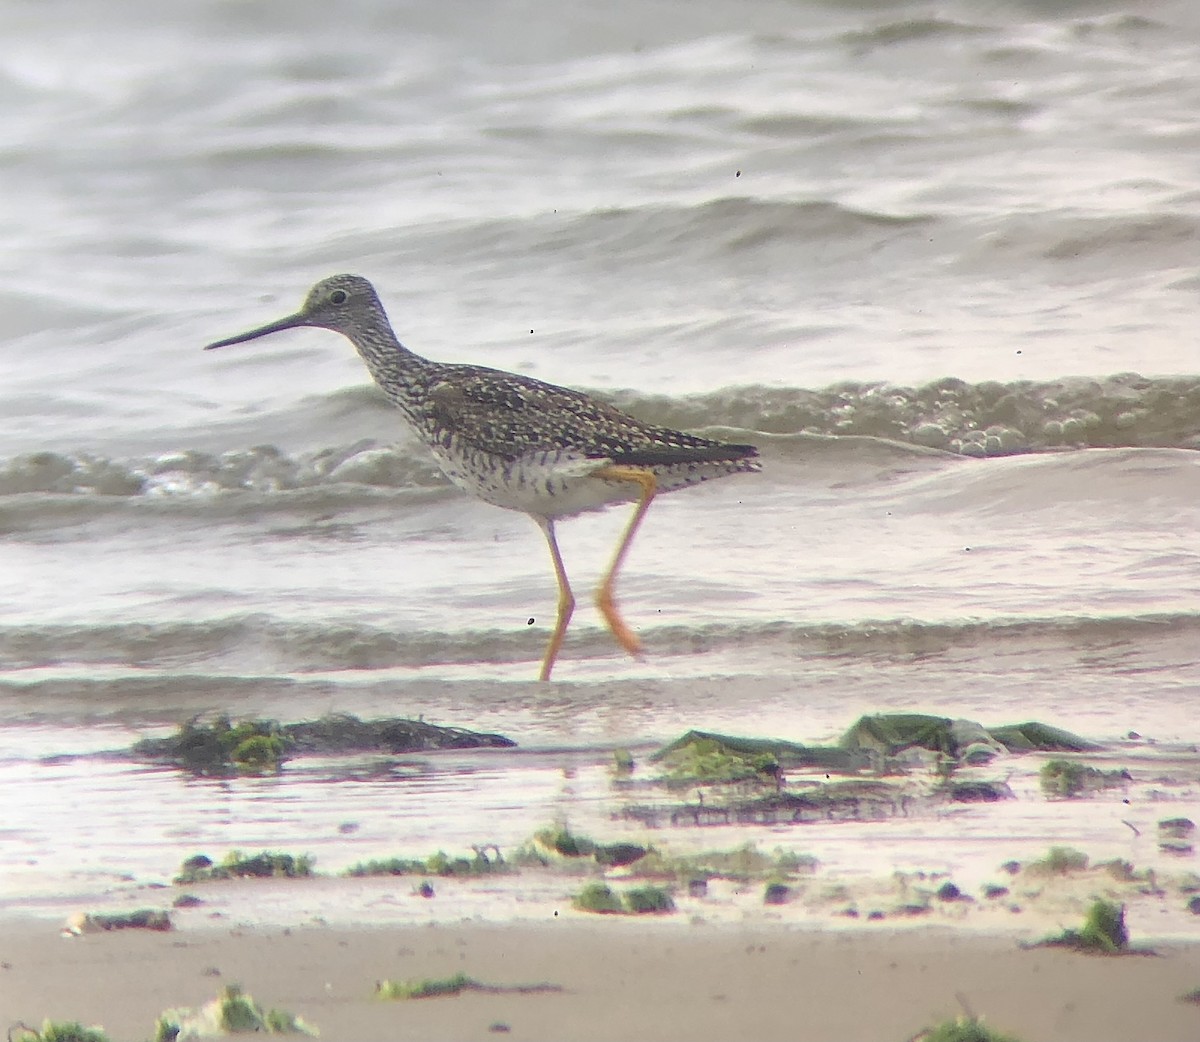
[329,289,348,305]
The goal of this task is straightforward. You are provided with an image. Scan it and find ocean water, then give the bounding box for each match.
[2,0,1199,919]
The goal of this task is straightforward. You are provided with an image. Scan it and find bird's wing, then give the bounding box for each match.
[426,367,757,466]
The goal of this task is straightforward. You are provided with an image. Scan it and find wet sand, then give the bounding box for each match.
[3,721,1199,1041]
[4,914,1199,1042]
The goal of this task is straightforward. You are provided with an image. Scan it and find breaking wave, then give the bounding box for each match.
[1,373,1196,503]
[2,612,1196,678]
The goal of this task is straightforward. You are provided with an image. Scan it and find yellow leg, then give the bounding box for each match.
[589,465,657,660]
[535,517,575,682]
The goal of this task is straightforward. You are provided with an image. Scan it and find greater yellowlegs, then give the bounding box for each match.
[205,274,760,680]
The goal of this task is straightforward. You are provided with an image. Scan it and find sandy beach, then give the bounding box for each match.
[3,716,1198,1041]
[2,912,1198,1042]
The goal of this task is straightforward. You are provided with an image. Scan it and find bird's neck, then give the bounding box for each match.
[348,325,436,419]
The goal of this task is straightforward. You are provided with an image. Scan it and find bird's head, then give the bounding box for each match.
[204,273,386,350]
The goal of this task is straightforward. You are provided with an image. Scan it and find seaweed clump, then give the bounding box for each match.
[64,909,171,935]
[987,722,1099,752]
[346,846,508,878]
[572,882,674,915]
[515,824,647,869]
[572,882,624,914]
[534,823,597,858]
[132,716,290,776]
[1033,899,1131,954]
[9,1023,111,1042]
[651,730,862,781]
[282,713,515,753]
[633,842,816,884]
[133,712,516,776]
[840,714,966,757]
[622,885,676,914]
[155,984,316,1040]
[174,851,314,884]
[377,972,478,1000]
[1039,759,1128,798]
[619,716,1109,831]
[1025,846,1089,876]
[1158,817,1196,855]
[376,973,561,1000]
[841,716,1096,757]
[910,1015,1025,1042]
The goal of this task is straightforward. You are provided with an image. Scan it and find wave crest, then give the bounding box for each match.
[2,612,1196,676]
[2,373,1196,503]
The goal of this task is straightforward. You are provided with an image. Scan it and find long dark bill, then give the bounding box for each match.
[204,312,309,351]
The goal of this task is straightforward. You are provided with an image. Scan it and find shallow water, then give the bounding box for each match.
[4,727,1198,943]
[2,0,1199,926]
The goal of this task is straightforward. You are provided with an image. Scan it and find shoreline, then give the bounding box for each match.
[4,914,1199,1042]
[4,717,1197,1040]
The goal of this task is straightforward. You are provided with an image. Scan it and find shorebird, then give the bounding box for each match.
[205,274,760,680]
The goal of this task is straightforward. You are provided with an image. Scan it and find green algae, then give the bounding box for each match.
[632,842,816,883]
[650,730,863,781]
[376,973,562,1000]
[940,780,1013,803]
[572,881,675,915]
[377,972,477,1000]
[840,714,962,756]
[154,984,316,1040]
[345,846,507,878]
[132,716,291,776]
[611,748,635,776]
[987,721,1099,752]
[9,1022,112,1042]
[572,882,624,914]
[1033,899,1132,954]
[1158,817,1196,854]
[1025,846,1088,876]
[174,850,314,884]
[133,712,515,776]
[1039,759,1128,798]
[344,855,428,876]
[622,777,906,829]
[514,824,646,869]
[622,885,675,914]
[535,823,596,858]
[627,717,1108,833]
[914,1015,1025,1042]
